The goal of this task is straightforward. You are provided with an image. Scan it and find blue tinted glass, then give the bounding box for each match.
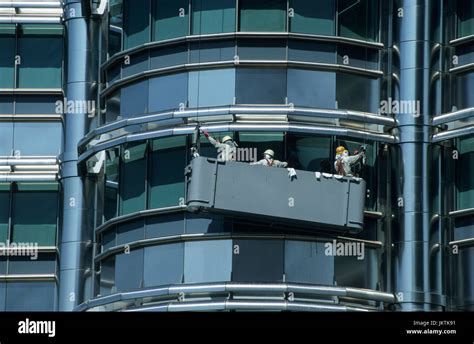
[188,69,235,107]
[236,68,287,104]
[121,80,149,117]
[184,240,232,283]
[143,243,184,287]
[5,282,56,311]
[149,73,188,113]
[287,69,336,108]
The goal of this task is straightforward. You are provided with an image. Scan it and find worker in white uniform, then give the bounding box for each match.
[334,145,366,177]
[201,130,236,162]
[251,149,288,168]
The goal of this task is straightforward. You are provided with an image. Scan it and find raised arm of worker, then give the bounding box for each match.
[201,129,224,149]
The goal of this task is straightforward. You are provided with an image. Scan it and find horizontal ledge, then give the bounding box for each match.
[450,34,474,46]
[449,62,474,74]
[0,88,63,95]
[0,173,58,182]
[432,107,474,125]
[75,282,395,312]
[95,232,383,263]
[449,208,474,218]
[0,114,62,121]
[432,125,474,142]
[103,32,384,70]
[0,15,62,24]
[79,105,395,150]
[449,238,474,247]
[101,60,383,99]
[0,2,61,8]
[0,246,58,254]
[78,122,396,164]
[0,274,57,281]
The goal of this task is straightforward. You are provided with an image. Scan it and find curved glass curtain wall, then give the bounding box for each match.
[108,0,379,56]
[92,133,379,228]
[97,236,380,296]
[0,182,59,311]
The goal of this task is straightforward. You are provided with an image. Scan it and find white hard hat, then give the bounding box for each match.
[264,149,275,158]
[222,135,232,143]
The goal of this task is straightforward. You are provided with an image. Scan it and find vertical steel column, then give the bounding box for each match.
[59,0,96,311]
[392,0,443,310]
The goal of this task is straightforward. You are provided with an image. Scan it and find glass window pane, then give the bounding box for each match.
[104,147,120,221]
[0,25,15,88]
[149,73,188,113]
[15,95,62,115]
[337,44,378,70]
[143,243,184,287]
[150,44,188,69]
[289,0,335,35]
[455,72,474,110]
[232,239,284,282]
[116,220,144,246]
[100,256,115,295]
[192,0,235,34]
[153,0,189,41]
[238,132,285,161]
[239,0,286,32]
[336,73,380,113]
[238,39,286,60]
[458,0,474,37]
[0,283,5,311]
[286,135,332,172]
[124,0,150,49]
[458,136,474,209]
[8,253,56,275]
[148,136,187,209]
[338,0,378,41]
[13,122,62,156]
[188,69,235,107]
[5,282,56,311]
[185,213,225,234]
[105,90,121,123]
[285,241,334,284]
[0,122,13,156]
[146,213,185,238]
[236,68,287,104]
[115,249,144,291]
[122,52,149,78]
[288,40,336,64]
[189,40,234,63]
[184,240,232,283]
[0,184,10,244]
[120,142,147,215]
[11,184,58,246]
[109,0,123,55]
[287,69,336,108]
[18,26,63,88]
[121,80,149,117]
[0,95,14,115]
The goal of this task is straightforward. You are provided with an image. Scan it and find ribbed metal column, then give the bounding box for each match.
[59,0,96,311]
[392,0,443,311]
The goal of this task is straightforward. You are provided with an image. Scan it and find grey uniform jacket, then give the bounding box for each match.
[251,159,288,168]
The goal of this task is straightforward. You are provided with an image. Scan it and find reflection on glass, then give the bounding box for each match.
[109,0,123,56]
[153,0,189,41]
[120,142,147,215]
[337,0,378,41]
[148,136,187,209]
[289,0,335,36]
[192,0,235,35]
[104,147,120,221]
[239,0,286,32]
[457,136,474,209]
[11,183,58,246]
[458,0,474,38]
[124,0,150,49]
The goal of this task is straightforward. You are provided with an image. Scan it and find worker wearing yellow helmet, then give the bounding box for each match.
[201,130,237,162]
[334,145,366,177]
[251,149,288,168]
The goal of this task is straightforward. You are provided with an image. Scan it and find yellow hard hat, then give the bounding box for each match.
[264,149,275,157]
[222,135,232,143]
[336,146,347,155]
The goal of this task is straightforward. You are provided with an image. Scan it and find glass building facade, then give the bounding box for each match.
[0,0,473,312]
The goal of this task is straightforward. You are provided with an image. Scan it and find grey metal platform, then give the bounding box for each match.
[185,157,366,233]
